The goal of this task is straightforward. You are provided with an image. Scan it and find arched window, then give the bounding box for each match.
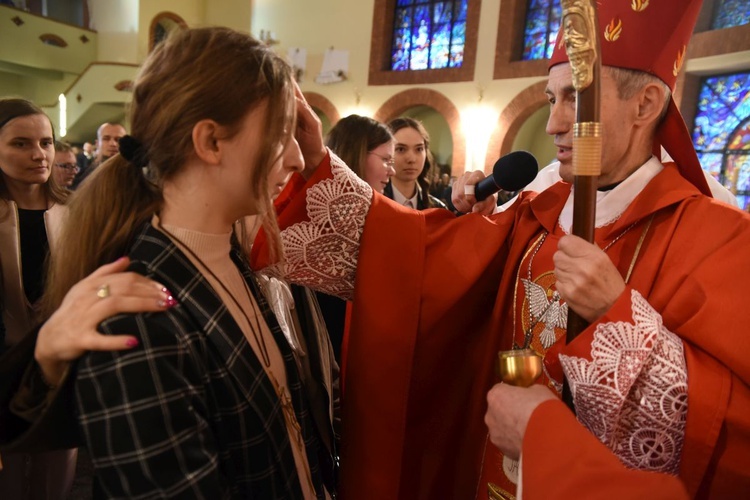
[149,12,188,52]
[692,71,750,209]
[711,0,750,29]
[391,0,468,71]
[370,0,479,84]
[521,0,561,60]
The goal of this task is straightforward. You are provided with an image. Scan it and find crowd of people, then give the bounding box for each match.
[0,1,748,499]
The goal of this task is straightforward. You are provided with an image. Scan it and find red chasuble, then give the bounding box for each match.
[252,153,750,499]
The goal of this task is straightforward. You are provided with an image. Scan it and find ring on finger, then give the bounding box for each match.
[96,284,111,299]
[464,184,475,196]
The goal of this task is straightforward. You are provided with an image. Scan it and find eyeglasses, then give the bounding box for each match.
[55,163,80,171]
[368,151,395,167]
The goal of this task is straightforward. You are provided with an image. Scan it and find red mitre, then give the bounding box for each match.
[548,0,711,196]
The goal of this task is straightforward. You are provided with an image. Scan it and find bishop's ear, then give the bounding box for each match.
[637,81,670,128]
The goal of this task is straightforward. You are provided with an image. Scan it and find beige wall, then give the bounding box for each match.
[205,0,252,32]
[89,0,139,63]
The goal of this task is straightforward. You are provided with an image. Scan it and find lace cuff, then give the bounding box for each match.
[273,152,373,300]
[560,289,688,475]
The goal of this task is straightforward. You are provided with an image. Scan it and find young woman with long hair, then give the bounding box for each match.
[38,27,331,498]
[0,98,75,499]
[385,116,447,210]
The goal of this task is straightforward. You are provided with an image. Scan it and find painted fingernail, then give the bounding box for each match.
[115,256,129,263]
[166,296,178,308]
[125,338,139,348]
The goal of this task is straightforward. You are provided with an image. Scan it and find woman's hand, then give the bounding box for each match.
[35,257,175,386]
[293,81,327,178]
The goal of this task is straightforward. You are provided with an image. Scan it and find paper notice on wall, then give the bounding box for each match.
[315,48,348,84]
[287,47,307,82]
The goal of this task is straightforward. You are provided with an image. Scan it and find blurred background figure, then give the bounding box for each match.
[52,141,79,189]
[73,123,126,188]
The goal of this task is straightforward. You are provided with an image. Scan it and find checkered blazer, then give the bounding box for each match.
[75,222,325,499]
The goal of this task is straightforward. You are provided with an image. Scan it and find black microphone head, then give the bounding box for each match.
[492,151,538,192]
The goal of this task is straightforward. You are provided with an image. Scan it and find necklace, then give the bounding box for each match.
[157,222,272,367]
[157,221,317,493]
[517,215,655,350]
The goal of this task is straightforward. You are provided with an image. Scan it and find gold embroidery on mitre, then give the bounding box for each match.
[604,18,623,42]
[631,0,650,12]
[673,44,686,77]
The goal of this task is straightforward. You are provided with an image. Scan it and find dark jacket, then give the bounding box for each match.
[383,181,448,210]
[1,222,332,499]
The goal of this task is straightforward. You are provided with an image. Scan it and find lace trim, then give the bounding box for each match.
[276,152,373,300]
[560,289,688,474]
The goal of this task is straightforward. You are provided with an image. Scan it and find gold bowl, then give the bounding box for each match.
[496,349,542,387]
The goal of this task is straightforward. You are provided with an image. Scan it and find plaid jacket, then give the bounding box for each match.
[75,222,325,499]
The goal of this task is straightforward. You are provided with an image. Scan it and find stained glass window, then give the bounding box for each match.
[692,72,750,210]
[711,0,750,29]
[522,0,562,60]
[391,0,468,71]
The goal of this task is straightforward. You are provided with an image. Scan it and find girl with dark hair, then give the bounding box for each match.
[386,117,447,210]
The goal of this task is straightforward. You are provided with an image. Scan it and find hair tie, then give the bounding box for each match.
[119,135,149,167]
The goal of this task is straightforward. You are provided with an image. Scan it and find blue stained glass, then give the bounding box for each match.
[395,8,412,29]
[430,44,450,68]
[449,43,463,67]
[415,5,430,25]
[451,22,465,42]
[736,156,750,191]
[522,0,562,61]
[525,10,547,35]
[693,72,750,210]
[524,39,545,60]
[711,0,750,29]
[433,23,450,46]
[391,0,468,71]
[434,2,453,24]
[454,0,467,21]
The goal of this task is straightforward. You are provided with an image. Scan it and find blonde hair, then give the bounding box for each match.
[43,27,295,317]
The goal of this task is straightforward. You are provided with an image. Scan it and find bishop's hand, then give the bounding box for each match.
[553,234,625,323]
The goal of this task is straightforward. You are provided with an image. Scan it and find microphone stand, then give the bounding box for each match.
[560,0,602,413]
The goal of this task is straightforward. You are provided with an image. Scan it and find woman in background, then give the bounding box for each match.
[325,114,395,194]
[317,114,396,365]
[0,98,74,500]
[385,117,447,210]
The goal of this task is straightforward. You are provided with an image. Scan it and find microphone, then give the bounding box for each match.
[474,151,538,201]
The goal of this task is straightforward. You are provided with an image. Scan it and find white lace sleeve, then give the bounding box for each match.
[560,289,688,475]
[276,153,373,300]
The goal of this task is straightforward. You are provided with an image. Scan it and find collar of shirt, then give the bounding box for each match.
[558,156,664,233]
[391,183,420,208]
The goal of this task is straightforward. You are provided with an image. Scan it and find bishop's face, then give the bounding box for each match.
[545,64,645,188]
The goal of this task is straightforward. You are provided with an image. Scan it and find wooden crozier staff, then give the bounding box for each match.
[560,0,602,412]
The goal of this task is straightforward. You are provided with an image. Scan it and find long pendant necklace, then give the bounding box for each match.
[157,222,316,493]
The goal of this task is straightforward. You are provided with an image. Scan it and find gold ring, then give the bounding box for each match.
[96,284,110,299]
